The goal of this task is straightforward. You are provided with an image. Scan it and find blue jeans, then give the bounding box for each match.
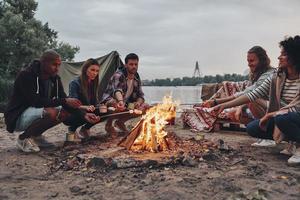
[15,107,44,131]
[246,111,300,142]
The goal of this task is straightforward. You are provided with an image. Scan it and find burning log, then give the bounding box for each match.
[118,119,145,149]
[119,95,178,152]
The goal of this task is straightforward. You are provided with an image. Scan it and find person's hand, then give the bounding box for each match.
[81,105,95,112]
[116,100,126,111]
[201,100,215,108]
[259,114,271,131]
[234,106,243,121]
[84,113,100,124]
[211,104,225,116]
[134,101,142,109]
[65,98,82,108]
[275,109,288,116]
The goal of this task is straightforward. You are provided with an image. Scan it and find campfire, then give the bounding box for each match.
[119,96,178,152]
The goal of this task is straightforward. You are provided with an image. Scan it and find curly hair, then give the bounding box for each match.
[248,46,272,83]
[279,35,300,72]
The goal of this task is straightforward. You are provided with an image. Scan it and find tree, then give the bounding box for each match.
[0,0,80,77]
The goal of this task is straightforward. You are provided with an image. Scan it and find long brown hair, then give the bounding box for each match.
[248,46,272,83]
[80,58,100,103]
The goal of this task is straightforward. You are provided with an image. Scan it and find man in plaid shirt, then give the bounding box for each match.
[101,53,148,135]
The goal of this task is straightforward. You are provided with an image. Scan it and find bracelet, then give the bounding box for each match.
[213,98,218,106]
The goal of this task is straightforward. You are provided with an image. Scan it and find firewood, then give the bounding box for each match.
[118,119,144,149]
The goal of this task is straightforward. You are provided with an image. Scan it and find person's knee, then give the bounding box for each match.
[246,120,260,137]
[274,114,289,129]
[43,108,58,121]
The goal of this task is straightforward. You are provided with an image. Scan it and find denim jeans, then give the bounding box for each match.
[246,111,300,142]
[15,107,44,132]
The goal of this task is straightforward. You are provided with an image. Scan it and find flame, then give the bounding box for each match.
[131,95,178,152]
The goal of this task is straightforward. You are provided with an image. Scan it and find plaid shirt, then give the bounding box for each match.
[101,67,144,104]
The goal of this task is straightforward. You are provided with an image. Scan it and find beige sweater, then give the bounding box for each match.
[268,71,300,113]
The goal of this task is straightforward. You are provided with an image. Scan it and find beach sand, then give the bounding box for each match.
[0,117,299,200]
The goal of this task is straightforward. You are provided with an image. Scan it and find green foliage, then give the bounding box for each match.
[55,42,80,62]
[0,0,80,77]
[143,73,248,86]
[0,78,13,103]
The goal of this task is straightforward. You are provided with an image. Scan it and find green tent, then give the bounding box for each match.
[58,51,124,99]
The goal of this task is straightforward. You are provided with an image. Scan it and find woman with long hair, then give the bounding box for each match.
[183,46,275,139]
[66,58,101,141]
[203,46,274,119]
[213,36,300,164]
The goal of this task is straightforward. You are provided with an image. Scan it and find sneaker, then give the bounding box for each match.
[33,135,55,148]
[114,120,128,133]
[280,141,296,156]
[16,138,40,152]
[77,127,90,139]
[287,147,300,165]
[251,139,276,147]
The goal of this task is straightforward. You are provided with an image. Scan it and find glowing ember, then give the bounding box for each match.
[129,95,178,152]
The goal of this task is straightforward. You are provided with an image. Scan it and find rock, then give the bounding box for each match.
[50,192,59,198]
[86,178,94,182]
[113,158,140,169]
[202,153,219,161]
[217,139,231,151]
[66,158,78,170]
[182,155,198,167]
[69,186,81,193]
[69,186,87,196]
[87,157,107,168]
[142,159,158,168]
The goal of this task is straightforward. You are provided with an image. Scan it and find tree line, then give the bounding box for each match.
[0,0,79,78]
[0,0,80,108]
[143,73,248,86]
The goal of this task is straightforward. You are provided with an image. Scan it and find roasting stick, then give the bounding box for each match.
[100,109,143,118]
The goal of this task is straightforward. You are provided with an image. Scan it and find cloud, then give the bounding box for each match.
[36,0,300,79]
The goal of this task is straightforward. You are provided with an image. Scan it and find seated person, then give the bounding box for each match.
[4,50,100,152]
[101,53,148,135]
[212,36,300,165]
[65,58,101,141]
[183,46,275,136]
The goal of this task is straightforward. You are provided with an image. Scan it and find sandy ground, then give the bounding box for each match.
[0,116,300,200]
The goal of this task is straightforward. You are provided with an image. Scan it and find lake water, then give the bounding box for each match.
[142,86,202,104]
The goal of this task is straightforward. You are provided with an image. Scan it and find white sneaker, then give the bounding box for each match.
[16,138,40,152]
[280,141,296,156]
[287,147,300,165]
[251,139,276,147]
[33,135,55,148]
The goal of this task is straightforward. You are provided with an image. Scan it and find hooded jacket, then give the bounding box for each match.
[4,60,67,133]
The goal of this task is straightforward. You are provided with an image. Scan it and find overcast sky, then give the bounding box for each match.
[36,0,300,80]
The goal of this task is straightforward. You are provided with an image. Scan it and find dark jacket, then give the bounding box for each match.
[4,60,67,133]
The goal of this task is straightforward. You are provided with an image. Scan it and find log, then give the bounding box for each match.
[118,119,144,149]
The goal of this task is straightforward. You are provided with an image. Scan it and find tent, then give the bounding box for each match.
[58,51,124,99]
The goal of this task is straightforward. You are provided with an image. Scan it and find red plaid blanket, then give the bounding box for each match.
[182,81,249,132]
